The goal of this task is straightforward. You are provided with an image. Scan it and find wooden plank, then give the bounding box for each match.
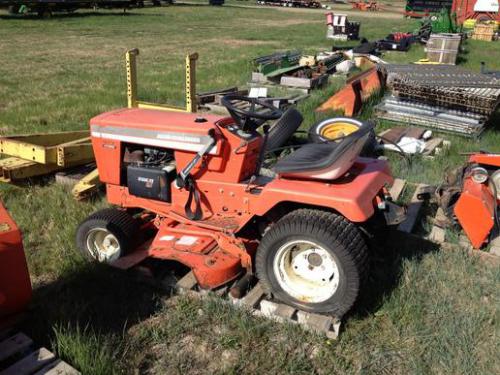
[459,235,474,250]
[423,138,443,156]
[33,360,80,375]
[490,246,500,257]
[55,164,96,186]
[175,271,198,293]
[398,184,427,233]
[377,129,392,138]
[259,300,278,318]
[428,208,447,244]
[296,311,339,339]
[389,178,406,201]
[0,333,33,362]
[441,242,500,266]
[490,237,500,257]
[0,347,55,375]
[240,283,265,308]
[274,303,296,320]
[429,225,446,244]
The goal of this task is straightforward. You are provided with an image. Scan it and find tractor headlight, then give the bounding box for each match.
[471,167,489,184]
[490,170,500,200]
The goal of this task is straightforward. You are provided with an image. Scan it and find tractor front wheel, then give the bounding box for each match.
[255,209,368,317]
[76,208,139,263]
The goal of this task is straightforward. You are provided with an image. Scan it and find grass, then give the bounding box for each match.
[0,3,499,374]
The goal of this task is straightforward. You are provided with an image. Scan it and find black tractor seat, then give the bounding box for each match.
[273,121,374,181]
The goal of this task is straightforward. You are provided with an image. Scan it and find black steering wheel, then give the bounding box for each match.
[221,94,283,132]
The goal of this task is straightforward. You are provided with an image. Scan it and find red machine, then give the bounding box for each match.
[452,0,500,23]
[77,97,404,316]
[351,1,379,11]
[438,153,500,249]
[0,201,31,328]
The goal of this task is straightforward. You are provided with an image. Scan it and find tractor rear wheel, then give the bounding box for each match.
[255,209,369,317]
[76,208,139,263]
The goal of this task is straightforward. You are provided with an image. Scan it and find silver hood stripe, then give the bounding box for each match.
[90,125,218,154]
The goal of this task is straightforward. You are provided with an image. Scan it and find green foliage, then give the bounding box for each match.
[52,324,120,375]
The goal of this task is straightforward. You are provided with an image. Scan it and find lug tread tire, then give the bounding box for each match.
[76,208,139,262]
[265,107,303,153]
[255,209,368,317]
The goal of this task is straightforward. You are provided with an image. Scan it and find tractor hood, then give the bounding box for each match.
[90,108,227,155]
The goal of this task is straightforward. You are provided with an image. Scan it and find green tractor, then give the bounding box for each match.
[425,8,459,33]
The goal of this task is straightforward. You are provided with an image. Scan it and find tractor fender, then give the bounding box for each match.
[254,158,393,223]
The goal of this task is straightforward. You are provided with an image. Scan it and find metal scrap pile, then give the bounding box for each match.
[376,64,500,137]
[251,50,345,90]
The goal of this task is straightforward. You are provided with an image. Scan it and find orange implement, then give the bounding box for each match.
[0,202,31,327]
[454,178,496,249]
[316,67,382,116]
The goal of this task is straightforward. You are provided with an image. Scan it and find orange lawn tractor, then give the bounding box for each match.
[437,153,500,249]
[76,97,405,317]
[0,201,32,329]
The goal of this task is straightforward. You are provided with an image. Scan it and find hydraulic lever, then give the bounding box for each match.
[175,129,216,189]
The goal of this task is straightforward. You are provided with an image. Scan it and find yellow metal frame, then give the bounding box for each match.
[126,49,198,113]
[72,168,101,200]
[0,157,69,182]
[0,130,93,166]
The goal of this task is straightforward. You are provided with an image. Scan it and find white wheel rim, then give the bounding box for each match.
[273,240,340,303]
[86,228,121,263]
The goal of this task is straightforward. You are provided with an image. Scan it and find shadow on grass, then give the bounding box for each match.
[20,261,172,349]
[20,228,440,344]
[352,230,440,319]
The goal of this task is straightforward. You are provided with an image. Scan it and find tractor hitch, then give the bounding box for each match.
[382,200,407,226]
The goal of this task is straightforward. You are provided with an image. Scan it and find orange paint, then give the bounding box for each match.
[316,68,382,116]
[90,108,394,288]
[0,202,31,327]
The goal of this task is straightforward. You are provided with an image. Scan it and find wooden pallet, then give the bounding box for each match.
[0,331,79,375]
[389,178,500,265]
[427,209,500,266]
[168,271,342,340]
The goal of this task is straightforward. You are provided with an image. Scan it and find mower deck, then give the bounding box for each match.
[111,219,249,289]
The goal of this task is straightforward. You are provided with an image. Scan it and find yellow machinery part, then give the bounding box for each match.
[126,49,198,113]
[0,130,92,166]
[56,137,94,167]
[0,157,69,182]
[72,168,101,201]
[320,122,360,140]
[414,59,442,65]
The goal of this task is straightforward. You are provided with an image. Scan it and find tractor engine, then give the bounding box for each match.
[123,145,176,203]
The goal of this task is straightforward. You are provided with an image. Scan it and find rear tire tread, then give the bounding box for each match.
[256,208,369,317]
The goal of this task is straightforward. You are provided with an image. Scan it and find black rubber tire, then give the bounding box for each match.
[76,208,140,262]
[265,107,303,153]
[255,209,369,317]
